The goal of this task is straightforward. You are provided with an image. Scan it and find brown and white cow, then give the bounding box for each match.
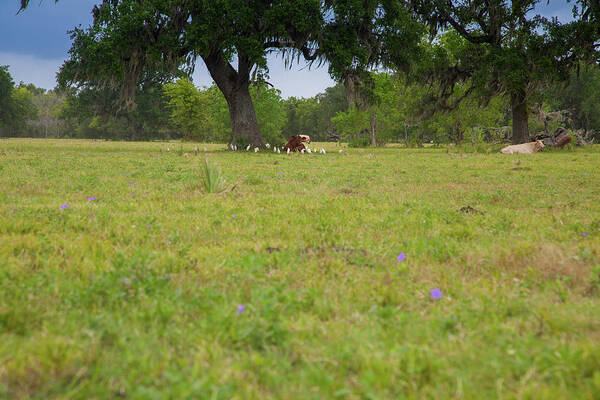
[500,140,545,155]
[298,135,311,144]
[283,135,311,152]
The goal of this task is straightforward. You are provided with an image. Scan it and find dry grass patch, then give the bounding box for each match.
[465,243,593,288]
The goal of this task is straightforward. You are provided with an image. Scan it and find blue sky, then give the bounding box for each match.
[0,0,573,98]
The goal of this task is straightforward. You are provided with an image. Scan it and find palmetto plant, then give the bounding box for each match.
[201,158,227,193]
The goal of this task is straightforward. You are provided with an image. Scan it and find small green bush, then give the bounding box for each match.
[201,158,227,193]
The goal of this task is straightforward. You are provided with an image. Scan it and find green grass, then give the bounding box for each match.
[1,138,599,399]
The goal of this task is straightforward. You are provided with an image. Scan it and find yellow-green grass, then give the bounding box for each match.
[1,138,599,399]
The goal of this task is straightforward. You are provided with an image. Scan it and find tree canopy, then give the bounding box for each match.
[319,0,424,109]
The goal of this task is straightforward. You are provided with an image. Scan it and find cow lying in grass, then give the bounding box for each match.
[284,135,311,152]
[500,140,545,154]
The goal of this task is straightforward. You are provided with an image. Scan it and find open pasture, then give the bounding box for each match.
[1,139,599,399]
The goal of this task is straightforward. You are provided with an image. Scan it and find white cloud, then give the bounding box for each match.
[0,52,64,89]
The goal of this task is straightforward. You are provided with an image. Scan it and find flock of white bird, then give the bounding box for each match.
[227,143,340,155]
[169,145,344,154]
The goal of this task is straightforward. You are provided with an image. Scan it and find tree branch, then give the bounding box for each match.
[444,14,493,44]
[202,51,239,98]
[264,39,320,61]
[19,0,59,12]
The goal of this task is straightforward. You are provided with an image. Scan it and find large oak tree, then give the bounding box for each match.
[410,0,600,144]
[54,0,325,147]
[21,0,424,147]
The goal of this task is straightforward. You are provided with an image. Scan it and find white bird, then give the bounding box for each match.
[266,143,271,149]
[301,149,305,154]
[246,145,251,151]
[254,147,259,153]
[321,148,326,154]
[277,148,281,154]
[273,147,277,153]
[338,150,343,153]
[287,148,290,154]
[233,144,237,151]
[167,147,170,152]
[307,148,312,154]
[203,147,207,152]
[313,148,317,153]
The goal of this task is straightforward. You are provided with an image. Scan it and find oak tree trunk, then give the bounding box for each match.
[454,121,463,144]
[370,111,376,147]
[203,52,264,147]
[226,83,264,147]
[511,90,530,144]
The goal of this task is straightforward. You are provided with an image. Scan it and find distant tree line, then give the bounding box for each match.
[1,62,600,145]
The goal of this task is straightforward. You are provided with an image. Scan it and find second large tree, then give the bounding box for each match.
[411,0,600,144]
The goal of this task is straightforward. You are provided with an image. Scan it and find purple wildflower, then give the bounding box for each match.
[405,209,411,214]
[233,215,238,219]
[129,182,135,185]
[237,304,246,315]
[397,253,406,262]
[88,197,97,201]
[584,172,588,176]
[146,224,151,229]
[129,193,134,197]
[278,171,284,175]
[430,288,443,300]
[60,203,69,210]
[582,232,589,237]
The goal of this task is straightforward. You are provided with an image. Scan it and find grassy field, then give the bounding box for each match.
[0,138,599,399]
